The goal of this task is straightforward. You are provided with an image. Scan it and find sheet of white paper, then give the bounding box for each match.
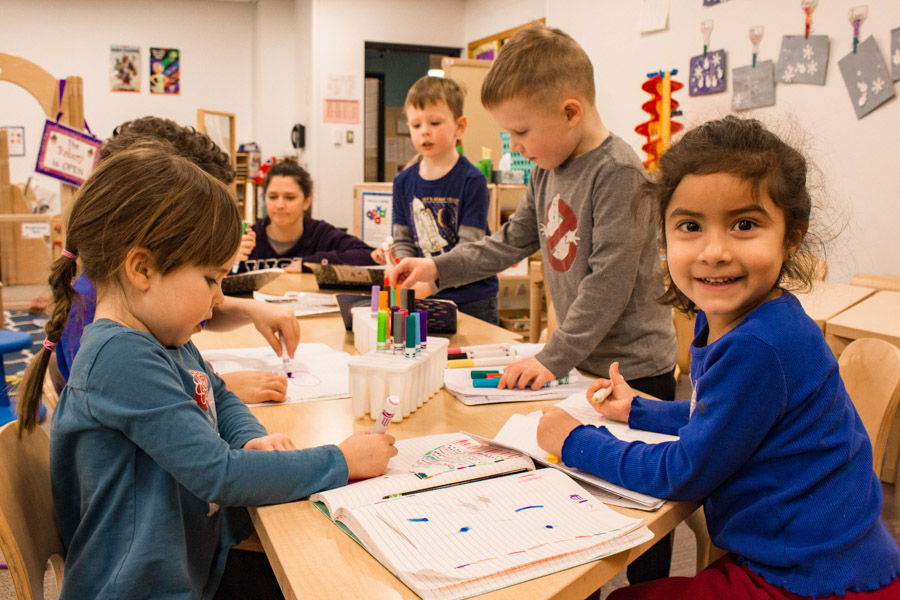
[252,291,339,317]
[639,0,669,33]
[201,343,350,403]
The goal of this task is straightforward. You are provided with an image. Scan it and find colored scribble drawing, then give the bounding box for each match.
[409,438,525,480]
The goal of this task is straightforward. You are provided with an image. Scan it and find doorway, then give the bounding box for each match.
[364,42,461,182]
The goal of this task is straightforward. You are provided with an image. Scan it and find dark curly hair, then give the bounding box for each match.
[100,116,235,184]
[641,116,821,316]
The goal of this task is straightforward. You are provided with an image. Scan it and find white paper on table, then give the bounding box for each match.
[201,343,350,403]
[252,290,339,317]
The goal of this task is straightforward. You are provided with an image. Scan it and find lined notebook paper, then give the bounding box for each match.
[480,394,680,510]
[311,434,652,600]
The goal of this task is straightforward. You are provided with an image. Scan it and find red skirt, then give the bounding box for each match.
[608,554,900,600]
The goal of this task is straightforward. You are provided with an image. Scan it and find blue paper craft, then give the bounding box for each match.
[838,36,895,119]
[689,49,726,96]
[732,60,775,111]
[891,27,900,82]
[776,35,829,85]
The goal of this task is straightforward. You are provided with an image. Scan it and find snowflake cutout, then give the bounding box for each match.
[797,62,807,75]
[733,92,746,107]
[802,44,815,60]
[711,53,722,67]
[807,61,818,76]
[872,77,886,95]
[693,65,704,80]
[782,65,796,82]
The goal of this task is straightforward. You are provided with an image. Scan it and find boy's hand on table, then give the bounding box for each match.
[497,356,555,390]
[244,433,296,451]
[248,302,300,357]
[221,371,288,404]
[233,228,257,263]
[537,406,581,460]
[370,247,386,265]
[339,432,399,480]
[585,361,633,423]
[390,257,437,288]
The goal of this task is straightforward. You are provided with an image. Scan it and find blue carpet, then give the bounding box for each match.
[2,310,45,395]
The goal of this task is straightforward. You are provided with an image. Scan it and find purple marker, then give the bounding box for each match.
[418,309,428,350]
[370,285,380,315]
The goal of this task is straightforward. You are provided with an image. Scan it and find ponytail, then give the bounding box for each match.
[17,251,79,434]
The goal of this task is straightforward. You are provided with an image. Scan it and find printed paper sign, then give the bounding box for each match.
[21,222,50,240]
[34,121,101,186]
[1,126,25,156]
[361,191,392,246]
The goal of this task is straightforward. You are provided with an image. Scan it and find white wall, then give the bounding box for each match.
[1,0,256,186]
[308,0,468,228]
[549,0,900,282]
[463,0,546,46]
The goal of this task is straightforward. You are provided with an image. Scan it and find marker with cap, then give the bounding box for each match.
[417,309,428,350]
[376,310,388,352]
[370,285,380,316]
[446,343,510,355]
[379,290,389,311]
[371,395,401,434]
[471,370,503,379]
[447,355,517,369]
[392,312,405,354]
[405,314,417,358]
[447,348,513,360]
[472,375,570,388]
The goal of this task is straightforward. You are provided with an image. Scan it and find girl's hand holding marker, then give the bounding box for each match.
[585,362,634,423]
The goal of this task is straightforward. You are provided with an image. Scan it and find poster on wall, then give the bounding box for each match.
[688,49,726,96]
[34,121,102,186]
[110,45,140,92]
[1,126,26,156]
[150,47,180,95]
[891,27,900,82]
[361,191,392,247]
[776,35,828,85]
[838,36,895,119]
[732,60,775,110]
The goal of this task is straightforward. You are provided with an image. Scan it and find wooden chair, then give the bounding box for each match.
[850,273,900,293]
[0,421,65,599]
[838,337,900,482]
[685,507,727,574]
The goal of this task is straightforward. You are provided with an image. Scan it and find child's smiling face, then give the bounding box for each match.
[665,172,799,341]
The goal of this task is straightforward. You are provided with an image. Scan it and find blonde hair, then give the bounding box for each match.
[17,141,241,433]
[481,24,595,109]
[404,76,465,120]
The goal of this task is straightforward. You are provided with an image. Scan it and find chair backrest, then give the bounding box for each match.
[838,338,900,478]
[0,421,64,599]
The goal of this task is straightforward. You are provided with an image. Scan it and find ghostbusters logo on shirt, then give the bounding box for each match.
[540,193,581,272]
[188,370,210,411]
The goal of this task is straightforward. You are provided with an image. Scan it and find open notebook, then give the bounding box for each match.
[310,433,652,600]
[471,394,680,510]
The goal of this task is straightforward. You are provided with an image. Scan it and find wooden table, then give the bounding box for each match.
[195,274,698,600]
[793,281,875,331]
[824,290,900,356]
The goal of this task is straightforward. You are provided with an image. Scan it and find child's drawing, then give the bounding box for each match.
[688,49,727,96]
[410,438,524,479]
[838,36,895,119]
[732,60,775,111]
[776,35,829,85]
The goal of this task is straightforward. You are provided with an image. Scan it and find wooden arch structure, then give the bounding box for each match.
[0,52,84,285]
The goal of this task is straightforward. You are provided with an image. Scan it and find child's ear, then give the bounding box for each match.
[455,115,468,137]
[784,223,808,258]
[562,98,584,126]
[124,247,155,292]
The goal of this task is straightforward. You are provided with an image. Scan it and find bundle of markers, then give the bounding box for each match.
[446,343,533,368]
[369,280,428,359]
[470,369,572,389]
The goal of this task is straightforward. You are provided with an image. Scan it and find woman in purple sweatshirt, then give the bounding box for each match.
[241,160,378,272]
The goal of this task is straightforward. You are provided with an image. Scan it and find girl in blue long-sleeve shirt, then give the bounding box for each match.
[18,143,397,599]
[537,116,900,599]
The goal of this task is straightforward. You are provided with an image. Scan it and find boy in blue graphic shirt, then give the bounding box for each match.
[392,76,499,324]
